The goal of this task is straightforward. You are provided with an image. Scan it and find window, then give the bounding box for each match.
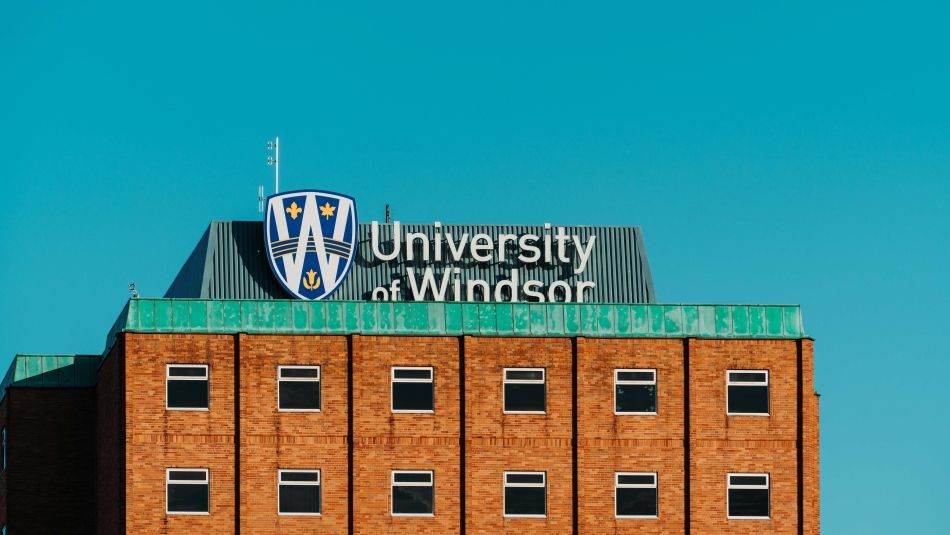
[614,369,657,414]
[166,469,209,514]
[391,367,434,412]
[615,472,658,518]
[279,470,321,515]
[392,470,434,516]
[278,366,321,411]
[503,368,545,413]
[728,473,769,519]
[504,472,546,517]
[726,370,769,415]
[166,364,209,410]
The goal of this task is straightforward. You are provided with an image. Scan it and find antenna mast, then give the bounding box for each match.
[267,137,280,193]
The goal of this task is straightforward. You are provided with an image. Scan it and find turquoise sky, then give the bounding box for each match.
[2,2,948,532]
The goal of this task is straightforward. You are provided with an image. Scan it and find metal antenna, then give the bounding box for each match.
[267,137,280,193]
[257,185,265,213]
[385,204,391,223]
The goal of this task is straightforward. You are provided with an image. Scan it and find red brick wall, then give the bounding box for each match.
[352,335,462,535]
[576,337,686,534]
[6,388,96,533]
[110,332,818,535]
[802,339,820,535]
[97,340,126,535]
[464,336,574,534]
[238,334,349,534]
[688,338,800,535]
[124,333,236,534]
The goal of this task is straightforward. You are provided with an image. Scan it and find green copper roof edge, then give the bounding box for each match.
[110,299,806,340]
[0,354,103,402]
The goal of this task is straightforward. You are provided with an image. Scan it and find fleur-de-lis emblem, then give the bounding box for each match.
[286,202,303,220]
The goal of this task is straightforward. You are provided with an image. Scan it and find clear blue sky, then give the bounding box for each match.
[2,2,948,532]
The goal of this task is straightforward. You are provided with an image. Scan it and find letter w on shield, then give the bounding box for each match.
[265,191,356,300]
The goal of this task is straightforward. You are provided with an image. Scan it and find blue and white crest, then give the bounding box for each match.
[264,189,358,300]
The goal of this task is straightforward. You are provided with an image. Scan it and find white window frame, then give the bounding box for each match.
[278,469,321,516]
[166,468,210,515]
[391,470,435,517]
[503,471,547,518]
[277,365,321,412]
[503,368,546,415]
[614,369,658,415]
[727,472,770,520]
[726,370,770,416]
[166,364,210,411]
[391,367,435,414]
[615,472,658,519]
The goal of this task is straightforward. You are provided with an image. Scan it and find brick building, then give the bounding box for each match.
[0,221,820,534]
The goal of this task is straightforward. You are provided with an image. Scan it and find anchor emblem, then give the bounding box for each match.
[302,268,321,290]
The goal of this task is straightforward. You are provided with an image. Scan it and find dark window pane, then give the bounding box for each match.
[168,483,209,513]
[279,381,321,410]
[393,472,432,483]
[393,369,432,380]
[169,471,206,481]
[504,383,546,412]
[729,475,767,486]
[279,485,321,514]
[616,487,657,517]
[393,382,434,411]
[168,367,206,377]
[505,486,546,516]
[168,380,209,409]
[505,370,543,381]
[506,474,544,485]
[728,385,769,414]
[615,384,656,413]
[280,368,320,378]
[729,488,769,517]
[617,474,654,485]
[617,371,654,382]
[393,485,434,514]
[281,472,320,483]
[729,372,767,383]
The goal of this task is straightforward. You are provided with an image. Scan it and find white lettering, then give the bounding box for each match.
[445,232,470,262]
[470,233,493,262]
[548,280,572,302]
[497,234,517,262]
[371,221,401,261]
[406,267,452,301]
[555,227,571,263]
[493,271,519,302]
[523,280,545,301]
[405,232,430,261]
[466,279,490,301]
[576,281,596,303]
[573,235,596,274]
[517,234,541,263]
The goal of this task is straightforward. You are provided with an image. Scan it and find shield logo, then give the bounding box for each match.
[264,189,358,300]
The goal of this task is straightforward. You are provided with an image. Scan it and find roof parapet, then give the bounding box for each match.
[110,298,804,341]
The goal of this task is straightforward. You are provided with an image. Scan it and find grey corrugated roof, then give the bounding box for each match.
[165,221,656,303]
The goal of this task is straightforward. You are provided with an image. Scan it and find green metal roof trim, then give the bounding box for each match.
[1,354,101,398]
[111,299,805,342]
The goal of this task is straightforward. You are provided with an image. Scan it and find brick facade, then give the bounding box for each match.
[4,388,97,533]
[4,331,819,534]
